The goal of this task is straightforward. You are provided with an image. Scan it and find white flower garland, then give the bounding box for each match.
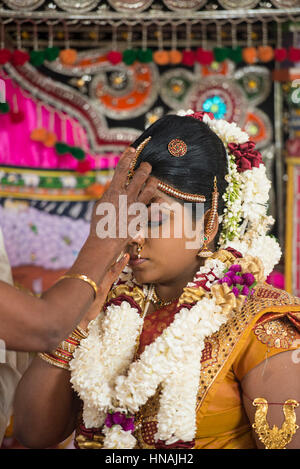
[70,257,242,448]
[177,109,282,276]
[70,254,264,449]
[71,298,226,447]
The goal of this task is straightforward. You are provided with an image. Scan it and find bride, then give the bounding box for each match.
[14,111,300,449]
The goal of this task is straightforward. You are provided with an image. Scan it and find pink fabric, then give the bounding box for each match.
[0,77,120,170]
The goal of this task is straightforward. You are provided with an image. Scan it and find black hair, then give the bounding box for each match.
[132,114,228,217]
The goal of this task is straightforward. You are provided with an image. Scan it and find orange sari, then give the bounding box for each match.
[74,283,300,450]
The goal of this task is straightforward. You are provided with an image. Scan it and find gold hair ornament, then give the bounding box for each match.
[127,137,206,203]
[252,397,299,449]
[127,137,152,182]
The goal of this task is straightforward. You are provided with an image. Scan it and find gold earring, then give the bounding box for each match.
[137,244,143,259]
[198,176,219,258]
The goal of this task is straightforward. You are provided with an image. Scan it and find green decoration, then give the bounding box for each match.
[213,47,230,63]
[137,48,153,63]
[123,49,137,65]
[0,102,10,114]
[44,46,60,62]
[70,146,85,160]
[55,142,71,155]
[30,50,46,67]
[228,47,243,64]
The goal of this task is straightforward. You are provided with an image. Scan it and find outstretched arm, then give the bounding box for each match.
[0,148,157,352]
[13,253,130,448]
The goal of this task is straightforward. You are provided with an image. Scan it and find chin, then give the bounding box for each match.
[131,265,158,285]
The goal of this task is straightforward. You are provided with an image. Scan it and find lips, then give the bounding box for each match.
[128,254,148,267]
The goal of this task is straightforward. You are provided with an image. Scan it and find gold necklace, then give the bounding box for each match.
[133,284,155,360]
[151,287,179,308]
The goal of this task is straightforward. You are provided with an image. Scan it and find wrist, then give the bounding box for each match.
[38,326,88,370]
[78,319,90,332]
[70,237,125,285]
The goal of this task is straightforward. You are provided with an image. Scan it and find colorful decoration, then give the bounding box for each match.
[257,46,274,63]
[242,47,257,65]
[187,76,247,125]
[11,50,30,66]
[168,138,187,157]
[195,48,213,66]
[0,48,12,65]
[181,50,196,67]
[90,62,159,120]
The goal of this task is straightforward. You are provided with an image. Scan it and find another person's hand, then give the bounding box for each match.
[78,252,130,331]
[89,146,157,250]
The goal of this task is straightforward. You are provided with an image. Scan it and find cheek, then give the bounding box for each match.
[148,237,194,267]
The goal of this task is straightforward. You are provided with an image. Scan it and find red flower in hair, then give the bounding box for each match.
[227,141,262,173]
[188,111,215,122]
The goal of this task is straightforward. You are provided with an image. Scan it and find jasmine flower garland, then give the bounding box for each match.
[177,110,282,276]
[70,254,265,449]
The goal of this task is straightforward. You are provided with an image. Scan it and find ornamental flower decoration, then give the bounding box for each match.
[218,264,256,297]
[227,141,263,173]
[104,411,135,432]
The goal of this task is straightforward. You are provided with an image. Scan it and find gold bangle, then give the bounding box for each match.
[38,352,70,370]
[38,326,88,370]
[58,274,98,299]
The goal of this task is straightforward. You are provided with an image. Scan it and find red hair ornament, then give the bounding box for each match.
[227,141,262,173]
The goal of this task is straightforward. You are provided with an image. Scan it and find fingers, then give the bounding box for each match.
[110,147,136,190]
[102,253,129,290]
[137,176,158,205]
[127,161,152,199]
[111,253,130,279]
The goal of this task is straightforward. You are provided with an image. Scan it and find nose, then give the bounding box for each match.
[128,229,146,253]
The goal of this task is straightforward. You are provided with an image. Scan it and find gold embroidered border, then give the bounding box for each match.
[196,283,300,411]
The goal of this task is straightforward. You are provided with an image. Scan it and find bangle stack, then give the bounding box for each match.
[38,326,88,371]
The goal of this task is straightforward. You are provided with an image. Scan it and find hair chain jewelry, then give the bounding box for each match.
[127,137,206,203]
[157,181,206,203]
[127,137,152,182]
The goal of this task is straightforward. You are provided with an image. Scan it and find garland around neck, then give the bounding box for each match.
[70,249,265,449]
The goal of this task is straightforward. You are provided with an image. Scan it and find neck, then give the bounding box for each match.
[154,258,203,303]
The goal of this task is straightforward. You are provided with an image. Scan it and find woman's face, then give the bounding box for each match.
[127,190,204,286]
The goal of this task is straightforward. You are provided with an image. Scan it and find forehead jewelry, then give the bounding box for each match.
[168,138,187,157]
[127,136,206,203]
